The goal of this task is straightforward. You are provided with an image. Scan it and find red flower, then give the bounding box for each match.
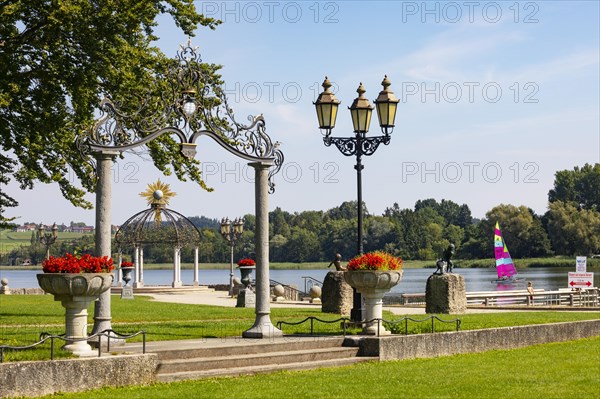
[237,258,256,267]
[42,253,114,274]
[346,251,403,271]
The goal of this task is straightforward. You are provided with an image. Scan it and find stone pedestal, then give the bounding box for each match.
[237,288,256,308]
[425,273,467,314]
[321,271,353,315]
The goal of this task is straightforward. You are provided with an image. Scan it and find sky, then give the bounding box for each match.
[4,0,600,227]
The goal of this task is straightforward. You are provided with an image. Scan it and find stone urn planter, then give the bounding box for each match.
[343,251,404,335]
[344,270,403,335]
[239,265,255,289]
[120,267,134,287]
[37,253,115,356]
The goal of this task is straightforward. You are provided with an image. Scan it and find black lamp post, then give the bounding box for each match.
[314,76,399,322]
[38,222,59,260]
[220,217,245,296]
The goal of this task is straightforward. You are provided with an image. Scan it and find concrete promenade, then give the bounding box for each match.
[144,289,521,315]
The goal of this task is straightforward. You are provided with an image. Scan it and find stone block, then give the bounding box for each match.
[425,273,467,314]
[321,271,353,315]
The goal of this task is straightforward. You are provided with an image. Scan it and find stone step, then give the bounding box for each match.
[157,356,379,382]
[154,337,346,361]
[157,346,360,374]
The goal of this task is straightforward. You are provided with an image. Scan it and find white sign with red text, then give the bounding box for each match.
[568,272,594,288]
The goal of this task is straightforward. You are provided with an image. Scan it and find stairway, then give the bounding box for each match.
[155,337,377,382]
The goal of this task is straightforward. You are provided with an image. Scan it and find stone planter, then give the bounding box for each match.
[37,273,114,356]
[120,267,134,287]
[238,265,255,289]
[344,270,403,335]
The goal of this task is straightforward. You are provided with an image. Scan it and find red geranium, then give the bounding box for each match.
[346,251,403,271]
[237,258,256,267]
[42,253,114,274]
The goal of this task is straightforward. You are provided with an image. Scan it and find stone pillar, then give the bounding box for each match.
[321,271,353,315]
[133,246,143,288]
[139,247,144,285]
[193,247,199,286]
[243,162,282,338]
[425,273,467,314]
[117,252,123,288]
[91,151,117,336]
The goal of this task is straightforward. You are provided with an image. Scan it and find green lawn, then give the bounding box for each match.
[1,294,598,362]
[37,336,600,399]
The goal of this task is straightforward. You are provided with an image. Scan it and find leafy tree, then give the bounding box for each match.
[283,227,321,262]
[482,204,552,258]
[0,154,17,228]
[0,1,219,215]
[546,201,600,255]
[548,163,600,210]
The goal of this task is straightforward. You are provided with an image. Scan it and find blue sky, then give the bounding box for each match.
[5,1,600,227]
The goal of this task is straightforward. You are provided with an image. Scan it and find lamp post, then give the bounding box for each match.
[314,76,399,322]
[220,217,245,296]
[38,222,59,260]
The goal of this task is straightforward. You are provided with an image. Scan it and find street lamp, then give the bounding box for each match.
[38,222,59,260]
[314,76,399,322]
[220,217,245,296]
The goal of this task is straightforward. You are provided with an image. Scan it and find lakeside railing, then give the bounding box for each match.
[0,329,146,363]
[384,287,599,307]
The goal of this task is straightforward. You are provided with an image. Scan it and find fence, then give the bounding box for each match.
[384,288,599,307]
[0,329,146,363]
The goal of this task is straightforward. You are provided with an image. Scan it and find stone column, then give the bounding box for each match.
[139,247,144,285]
[172,247,178,287]
[243,162,282,338]
[193,247,199,286]
[91,151,117,336]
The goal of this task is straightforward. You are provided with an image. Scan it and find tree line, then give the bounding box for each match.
[6,164,599,265]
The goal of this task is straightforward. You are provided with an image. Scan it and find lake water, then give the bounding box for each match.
[0,267,584,294]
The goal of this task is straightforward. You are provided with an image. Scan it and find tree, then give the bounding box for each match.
[546,201,600,255]
[549,163,600,211]
[483,204,552,258]
[0,1,219,216]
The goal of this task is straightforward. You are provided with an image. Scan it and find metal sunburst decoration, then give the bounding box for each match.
[140,180,177,223]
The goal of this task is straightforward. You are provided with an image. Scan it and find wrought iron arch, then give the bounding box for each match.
[77,41,284,192]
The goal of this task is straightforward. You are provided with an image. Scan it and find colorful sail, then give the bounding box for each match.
[494,222,517,279]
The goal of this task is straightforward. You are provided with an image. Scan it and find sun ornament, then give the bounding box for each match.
[139,180,177,223]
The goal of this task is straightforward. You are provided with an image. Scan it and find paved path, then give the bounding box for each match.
[145,290,520,315]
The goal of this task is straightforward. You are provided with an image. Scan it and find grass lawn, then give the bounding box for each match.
[1,294,598,362]
[36,336,600,399]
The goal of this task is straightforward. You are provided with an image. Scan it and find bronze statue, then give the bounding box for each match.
[434,243,455,275]
[328,253,346,271]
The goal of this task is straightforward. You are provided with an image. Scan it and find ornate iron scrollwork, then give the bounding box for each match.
[323,134,390,157]
[77,42,284,192]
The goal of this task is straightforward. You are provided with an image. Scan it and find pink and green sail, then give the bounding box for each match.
[494,222,517,279]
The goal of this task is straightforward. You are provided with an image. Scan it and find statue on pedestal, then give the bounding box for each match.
[433,243,455,275]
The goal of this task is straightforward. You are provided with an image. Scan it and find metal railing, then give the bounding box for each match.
[384,288,599,307]
[270,279,307,300]
[0,329,146,363]
[302,276,323,293]
[276,315,461,337]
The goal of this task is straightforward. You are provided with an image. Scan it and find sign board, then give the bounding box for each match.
[576,256,587,272]
[567,272,594,288]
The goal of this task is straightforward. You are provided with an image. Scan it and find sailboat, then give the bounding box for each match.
[492,222,524,284]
